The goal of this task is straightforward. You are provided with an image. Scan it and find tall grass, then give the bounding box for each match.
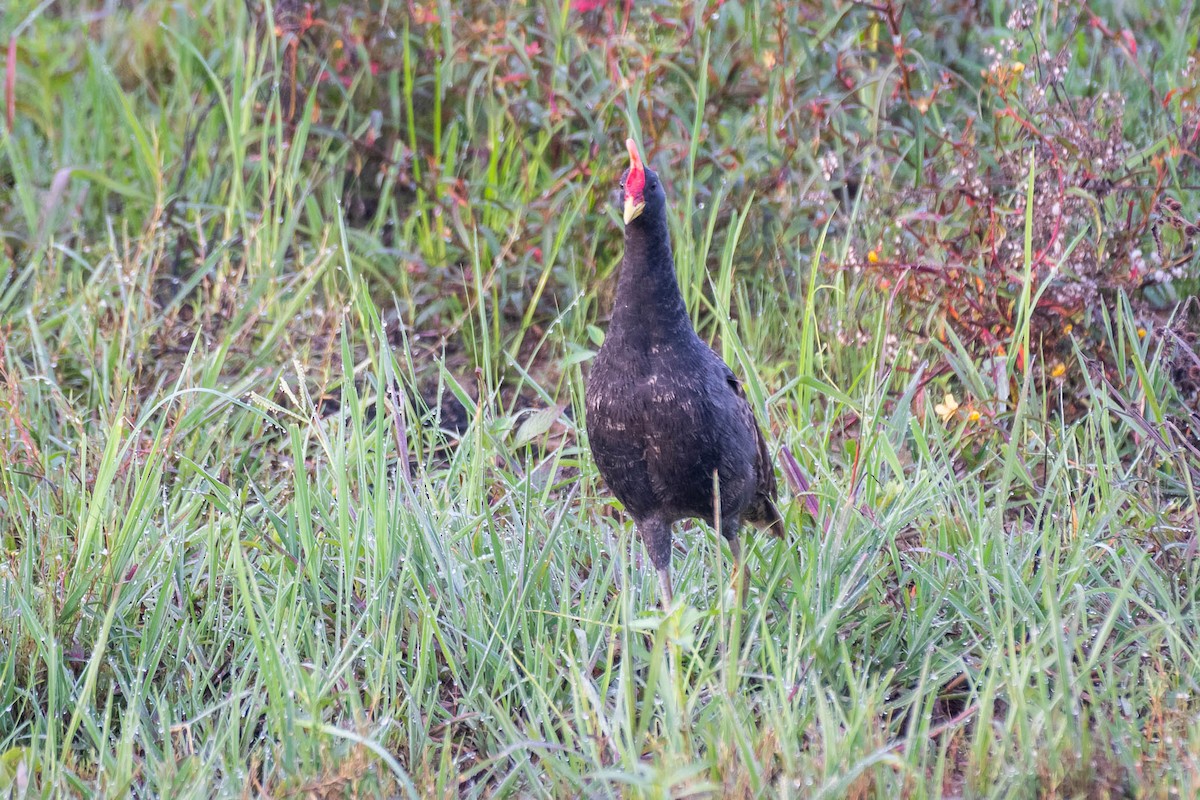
[2,0,1199,797]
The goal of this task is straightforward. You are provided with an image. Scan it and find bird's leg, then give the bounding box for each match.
[638,516,674,609]
[657,568,674,607]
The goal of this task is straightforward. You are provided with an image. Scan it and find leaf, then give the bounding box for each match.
[0,746,36,793]
[779,446,822,527]
[5,36,15,131]
[512,405,564,448]
[69,167,151,202]
[563,345,597,367]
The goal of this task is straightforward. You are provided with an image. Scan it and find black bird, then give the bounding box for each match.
[586,138,784,606]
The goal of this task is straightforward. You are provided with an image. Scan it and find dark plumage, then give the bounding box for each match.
[585,139,783,606]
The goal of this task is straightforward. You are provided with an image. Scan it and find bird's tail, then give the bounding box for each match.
[750,497,786,538]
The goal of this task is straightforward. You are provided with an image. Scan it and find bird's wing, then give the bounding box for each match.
[721,364,778,502]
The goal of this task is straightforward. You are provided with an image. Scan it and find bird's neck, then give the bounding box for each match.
[610,219,691,338]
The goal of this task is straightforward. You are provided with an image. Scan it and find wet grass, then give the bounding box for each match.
[2,0,1199,796]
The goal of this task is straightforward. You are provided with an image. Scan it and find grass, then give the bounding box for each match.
[2,0,1200,796]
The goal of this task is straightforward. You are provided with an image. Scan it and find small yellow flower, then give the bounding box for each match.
[934,392,960,423]
[967,409,982,423]
[867,250,880,264]
[1012,61,1025,74]
[1062,323,1073,335]
[1137,327,1147,339]
[1050,363,1066,378]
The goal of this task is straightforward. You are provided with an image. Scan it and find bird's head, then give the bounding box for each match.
[621,138,663,226]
